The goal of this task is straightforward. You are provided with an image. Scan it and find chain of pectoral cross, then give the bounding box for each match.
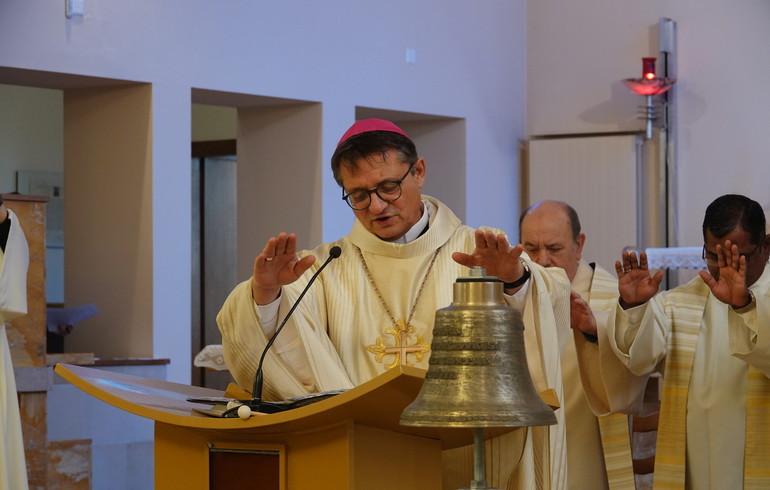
[357,246,441,367]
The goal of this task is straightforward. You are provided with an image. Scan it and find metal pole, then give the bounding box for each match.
[645,94,654,140]
[462,427,499,490]
[658,18,677,288]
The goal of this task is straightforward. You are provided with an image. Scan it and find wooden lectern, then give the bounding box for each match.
[54,363,488,490]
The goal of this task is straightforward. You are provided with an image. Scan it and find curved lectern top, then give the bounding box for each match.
[54,362,492,448]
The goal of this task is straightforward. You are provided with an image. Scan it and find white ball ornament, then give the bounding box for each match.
[226,401,240,410]
[237,405,252,419]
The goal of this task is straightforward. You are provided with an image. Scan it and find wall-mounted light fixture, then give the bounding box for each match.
[622,57,676,139]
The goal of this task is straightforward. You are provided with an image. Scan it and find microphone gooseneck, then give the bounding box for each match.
[227,246,342,417]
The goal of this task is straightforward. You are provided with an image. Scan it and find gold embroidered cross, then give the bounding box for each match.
[366,320,431,370]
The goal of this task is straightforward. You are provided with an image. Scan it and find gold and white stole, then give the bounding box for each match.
[654,280,770,489]
[589,264,636,490]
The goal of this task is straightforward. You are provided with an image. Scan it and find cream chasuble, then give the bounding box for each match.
[0,210,30,490]
[566,261,641,490]
[609,263,770,489]
[218,196,572,489]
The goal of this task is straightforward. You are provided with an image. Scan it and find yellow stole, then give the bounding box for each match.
[589,264,636,490]
[653,279,770,489]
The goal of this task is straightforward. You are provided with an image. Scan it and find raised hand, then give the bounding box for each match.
[570,291,597,336]
[452,230,527,290]
[615,250,663,309]
[699,240,749,308]
[251,232,316,305]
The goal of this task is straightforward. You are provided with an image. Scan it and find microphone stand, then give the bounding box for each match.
[223,246,341,418]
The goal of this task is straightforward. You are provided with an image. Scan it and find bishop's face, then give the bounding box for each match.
[339,151,426,242]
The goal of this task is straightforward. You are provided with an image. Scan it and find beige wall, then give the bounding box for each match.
[63,84,154,358]
[237,102,324,277]
[191,105,236,142]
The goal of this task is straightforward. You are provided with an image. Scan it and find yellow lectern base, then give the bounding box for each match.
[155,419,441,490]
[54,363,480,490]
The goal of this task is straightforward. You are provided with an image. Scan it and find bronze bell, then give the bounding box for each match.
[400,267,556,428]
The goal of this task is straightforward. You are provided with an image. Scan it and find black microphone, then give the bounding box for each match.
[225,245,342,417]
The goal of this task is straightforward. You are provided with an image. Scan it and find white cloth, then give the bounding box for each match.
[0,210,30,490]
[218,196,572,488]
[193,344,227,371]
[609,262,770,489]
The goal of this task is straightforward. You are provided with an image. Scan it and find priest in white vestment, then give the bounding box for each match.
[518,200,646,490]
[608,194,770,489]
[218,119,573,489]
[0,197,30,490]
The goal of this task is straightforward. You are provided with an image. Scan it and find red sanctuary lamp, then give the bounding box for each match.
[622,57,676,139]
[643,57,656,80]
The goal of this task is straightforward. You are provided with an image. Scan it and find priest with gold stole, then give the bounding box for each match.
[610,194,770,489]
[519,200,648,490]
[0,196,30,490]
[218,119,573,488]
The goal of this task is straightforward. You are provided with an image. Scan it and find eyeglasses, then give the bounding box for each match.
[702,244,761,264]
[341,163,414,210]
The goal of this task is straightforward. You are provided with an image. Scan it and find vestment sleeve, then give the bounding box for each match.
[507,258,572,356]
[607,296,668,377]
[510,257,570,488]
[218,275,354,400]
[574,307,648,415]
[728,289,770,377]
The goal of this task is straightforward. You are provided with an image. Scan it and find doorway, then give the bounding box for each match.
[191,139,238,390]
